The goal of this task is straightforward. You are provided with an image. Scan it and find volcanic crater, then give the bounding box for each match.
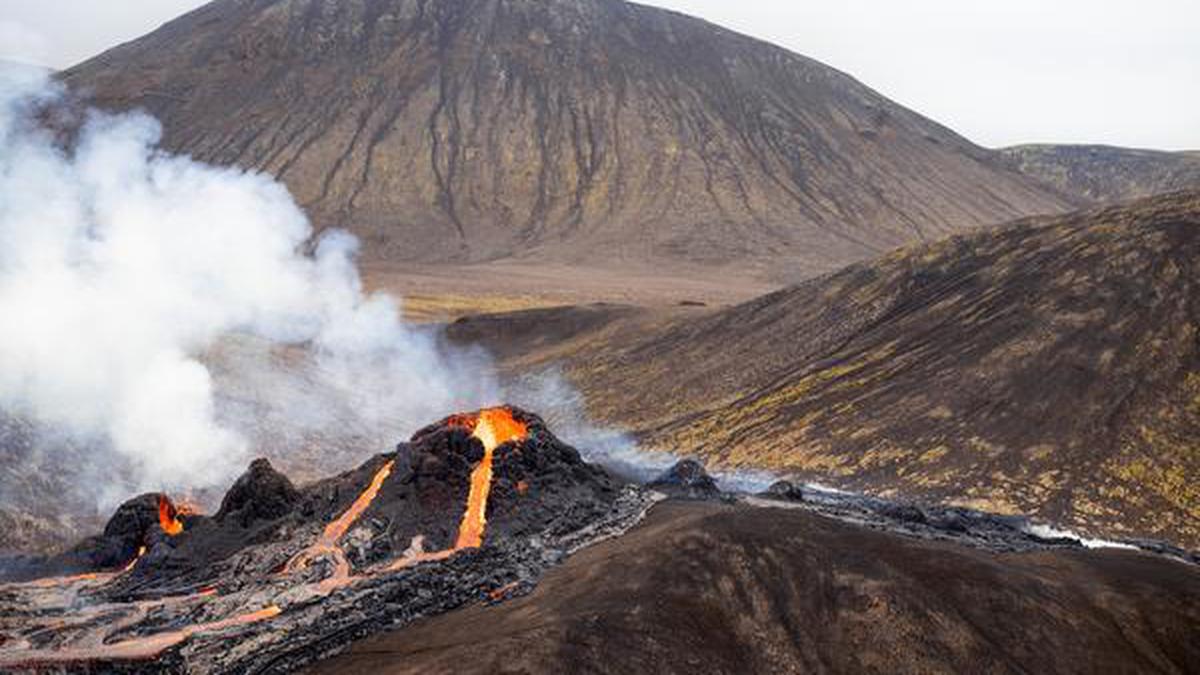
[0,407,655,673]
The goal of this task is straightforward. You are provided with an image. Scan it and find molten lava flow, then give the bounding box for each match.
[158,495,185,536]
[322,460,394,545]
[454,408,528,550]
[284,459,395,589]
[120,546,147,574]
[26,544,147,588]
[0,605,284,666]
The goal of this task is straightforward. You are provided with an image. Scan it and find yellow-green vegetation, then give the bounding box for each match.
[401,294,560,323]
[1187,372,1200,415]
[1106,455,1199,519]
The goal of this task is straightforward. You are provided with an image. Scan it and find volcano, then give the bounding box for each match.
[0,407,654,673]
[58,0,1073,280]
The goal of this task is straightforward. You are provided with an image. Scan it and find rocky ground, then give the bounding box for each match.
[309,498,1200,675]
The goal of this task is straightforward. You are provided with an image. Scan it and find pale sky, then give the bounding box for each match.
[1,0,1196,150]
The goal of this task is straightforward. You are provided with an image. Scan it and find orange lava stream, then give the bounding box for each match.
[454,408,527,550]
[322,460,394,545]
[455,444,496,549]
[284,459,395,588]
[123,546,147,573]
[25,544,147,589]
[27,572,104,589]
[0,606,282,666]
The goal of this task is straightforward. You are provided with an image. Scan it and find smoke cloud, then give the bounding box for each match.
[0,66,498,502]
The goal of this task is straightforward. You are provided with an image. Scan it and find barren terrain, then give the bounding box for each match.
[311,501,1200,675]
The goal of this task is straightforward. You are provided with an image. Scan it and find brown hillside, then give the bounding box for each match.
[62,0,1072,278]
[452,192,1200,546]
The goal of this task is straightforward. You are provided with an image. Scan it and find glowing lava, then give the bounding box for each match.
[284,459,395,590]
[158,495,185,536]
[322,460,394,544]
[2,408,537,669]
[454,408,528,550]
[121,546,147,574]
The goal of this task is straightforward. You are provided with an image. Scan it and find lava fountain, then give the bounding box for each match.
[157,495,195,536]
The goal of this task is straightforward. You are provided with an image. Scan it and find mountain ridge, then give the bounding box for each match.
[1004,143,1200,203]
[61,0,1075,278]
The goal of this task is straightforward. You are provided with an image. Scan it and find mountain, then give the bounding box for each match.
[310,501,1200,675]
[450,191,1200,547]
[60,0,1072,278]
[1004,144,1200,203]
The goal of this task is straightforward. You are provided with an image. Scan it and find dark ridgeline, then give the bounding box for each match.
[1004,144,1200,203]
[62,0,1072,278]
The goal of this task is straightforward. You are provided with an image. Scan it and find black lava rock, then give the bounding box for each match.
[102,493,164,542]
[877,502,927,526]
[762,480,805,502]
[30,493,163,577]
[216,458,301,528]
[648,460,721,499]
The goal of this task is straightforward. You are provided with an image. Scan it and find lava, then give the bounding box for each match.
[286,408,528,585]
[322,460,395,544]
[455,407,528,549]
[27,545,147,589]
[158,495,185,536]
[284,459,395,588]
[0,406,634,672]
[0,605,283,667]
[121,546,148,574]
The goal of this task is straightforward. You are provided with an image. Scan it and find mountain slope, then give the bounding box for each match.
[310,501,1200,675]
[1004,144,1200,203]
[61,0,1072,278]
[452,192,1200,546]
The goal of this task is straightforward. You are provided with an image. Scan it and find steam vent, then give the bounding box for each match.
[0,407,654,673]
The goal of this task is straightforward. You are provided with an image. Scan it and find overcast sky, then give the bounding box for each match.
[1,0,1196,150]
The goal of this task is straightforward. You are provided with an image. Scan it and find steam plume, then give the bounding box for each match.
[0,66,497,499]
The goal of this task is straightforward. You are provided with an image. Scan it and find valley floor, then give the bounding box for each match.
[361,262,777,322]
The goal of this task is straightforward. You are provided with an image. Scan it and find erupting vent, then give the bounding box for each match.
[158,495,184,536]
[157,495,198,536]
[455,407,529,549]
[285,407,530,586]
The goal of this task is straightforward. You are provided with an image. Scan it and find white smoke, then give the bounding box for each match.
[1022,523,1140,551]
[0,66,498,500]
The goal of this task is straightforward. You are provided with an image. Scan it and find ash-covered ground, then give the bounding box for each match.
[0,407,656,674]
